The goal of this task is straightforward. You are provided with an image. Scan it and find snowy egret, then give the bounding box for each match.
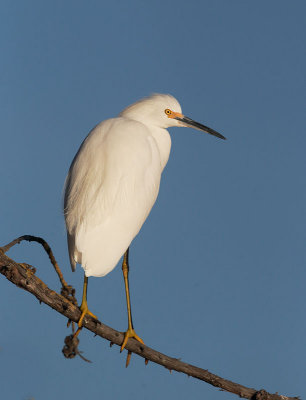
[64,93,225,353]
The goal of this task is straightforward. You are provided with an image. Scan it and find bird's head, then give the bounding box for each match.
[119,93,226,140]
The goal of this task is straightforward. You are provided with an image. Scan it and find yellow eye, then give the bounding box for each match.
[165,109,172,116]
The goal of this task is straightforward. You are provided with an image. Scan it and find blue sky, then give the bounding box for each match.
[1,1,305,399]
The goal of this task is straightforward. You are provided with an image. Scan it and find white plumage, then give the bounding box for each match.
[64,93,225,278]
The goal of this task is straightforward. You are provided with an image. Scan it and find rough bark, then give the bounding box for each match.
[0,238,299,400]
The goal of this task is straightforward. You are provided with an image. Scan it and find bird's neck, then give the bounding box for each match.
[149,126,172,171]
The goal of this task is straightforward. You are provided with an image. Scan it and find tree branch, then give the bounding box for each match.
[0,237,299,400]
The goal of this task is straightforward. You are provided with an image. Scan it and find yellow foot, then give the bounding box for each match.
[120,327,144,352]
[78,305,97,328]
[73,305,98,338]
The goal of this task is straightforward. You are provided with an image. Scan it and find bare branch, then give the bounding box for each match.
[1,235,77,305]
[0,239,299,400]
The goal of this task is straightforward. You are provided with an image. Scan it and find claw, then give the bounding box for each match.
[77,305,97,329]
[72,303,98,340]
[126,351,132,367]
[120,327,144,352]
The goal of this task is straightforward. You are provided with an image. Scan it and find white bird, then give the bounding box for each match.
[64,93,225,355]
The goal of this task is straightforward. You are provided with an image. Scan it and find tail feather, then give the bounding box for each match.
[67,232,81,272]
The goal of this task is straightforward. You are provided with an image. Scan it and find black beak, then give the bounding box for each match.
[175,115,226,140]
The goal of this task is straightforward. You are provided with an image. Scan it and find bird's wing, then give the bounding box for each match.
[64,117,162,276]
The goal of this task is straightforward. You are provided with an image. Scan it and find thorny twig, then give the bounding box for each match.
[0,235,83,359]
[0,235,77,305]
[0,236,300,400]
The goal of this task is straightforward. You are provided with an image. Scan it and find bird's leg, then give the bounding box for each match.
[121,248,144,354]
[73,274,97,338]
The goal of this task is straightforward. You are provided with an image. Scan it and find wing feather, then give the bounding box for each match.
[64,117,162,276]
